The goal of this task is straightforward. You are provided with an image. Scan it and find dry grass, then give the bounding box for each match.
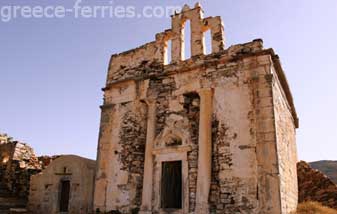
[292,201,337,214]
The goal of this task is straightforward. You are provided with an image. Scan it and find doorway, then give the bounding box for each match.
[59,180,70,212]
[161,161,182,209]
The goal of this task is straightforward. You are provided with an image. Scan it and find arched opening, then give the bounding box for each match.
[164,39,172,65]
[183,20,191,60]
[204,30,212,55]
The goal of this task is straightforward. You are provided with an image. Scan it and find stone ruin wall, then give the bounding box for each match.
[95,42,299,214]
[94,4,298,214]
[94,99,147,212]
[0,134,58,200]
[0,135,41,199]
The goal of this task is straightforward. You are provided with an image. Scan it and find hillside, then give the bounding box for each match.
[310,160,337,184]
[297,161,337,209]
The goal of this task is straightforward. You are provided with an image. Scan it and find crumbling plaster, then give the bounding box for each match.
[94,3,298,214]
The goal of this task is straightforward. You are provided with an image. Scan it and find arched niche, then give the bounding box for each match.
[154,115,192,149]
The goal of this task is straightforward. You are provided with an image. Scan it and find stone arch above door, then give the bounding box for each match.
[151,114,192,214]
[154,114,192,149]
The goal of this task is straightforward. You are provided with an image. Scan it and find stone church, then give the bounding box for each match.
[93,3,299,214]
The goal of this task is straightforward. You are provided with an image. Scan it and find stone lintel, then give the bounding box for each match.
[152,145,192,155]
[54,173,72,176]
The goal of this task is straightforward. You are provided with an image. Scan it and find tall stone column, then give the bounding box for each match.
[195,88,213,214]
[140,100,156,214]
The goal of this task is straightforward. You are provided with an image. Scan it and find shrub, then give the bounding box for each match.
[293,201,337,214]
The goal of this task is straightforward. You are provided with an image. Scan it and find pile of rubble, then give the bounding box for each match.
[297,161,337,209]
[37,155,60,169]
[0,134,57,200]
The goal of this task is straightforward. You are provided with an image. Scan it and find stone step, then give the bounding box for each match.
[0,187,9,193]
[0,208,27,214]
[0,191,10,194]
[9,208,27,214]
[0,210,27,214]
[0,186,15,198]
[0,194,13,199]
[0,192,14,198]
[0,186,11,193]
[0,197,26,210]
[0,206,26,211]
[0,207,26,214]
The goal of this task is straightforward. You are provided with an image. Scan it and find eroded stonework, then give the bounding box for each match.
[0,134,41,200]
[94,4,299,214]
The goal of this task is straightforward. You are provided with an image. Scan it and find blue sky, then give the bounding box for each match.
[0,0,336,161]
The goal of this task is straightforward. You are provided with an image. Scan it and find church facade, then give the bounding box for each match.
[93,4,299,214]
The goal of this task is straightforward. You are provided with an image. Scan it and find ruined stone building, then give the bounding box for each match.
[0,134,41,199]
[93,4,300,214]
[0,134,42,212]
[93,4,299,214]
[0,134,96,214]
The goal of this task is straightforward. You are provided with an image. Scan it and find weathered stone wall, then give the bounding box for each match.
[183,93,200,212]
[208,64,261,214]
[0,137,41,199]
[106,43,164,84]
[95,45,298,214]
[28,155,96,214]
[249,61,282,214]
[273,72,298,213]
[94,4,298,214]
[118,102,147,210]
[94,101,147,213]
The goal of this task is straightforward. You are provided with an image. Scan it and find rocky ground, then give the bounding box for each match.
[310,160,337,184]
[297,161,337,209]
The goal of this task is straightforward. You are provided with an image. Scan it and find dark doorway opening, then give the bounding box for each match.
[59,180,70,212]
[161,161,182,209]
